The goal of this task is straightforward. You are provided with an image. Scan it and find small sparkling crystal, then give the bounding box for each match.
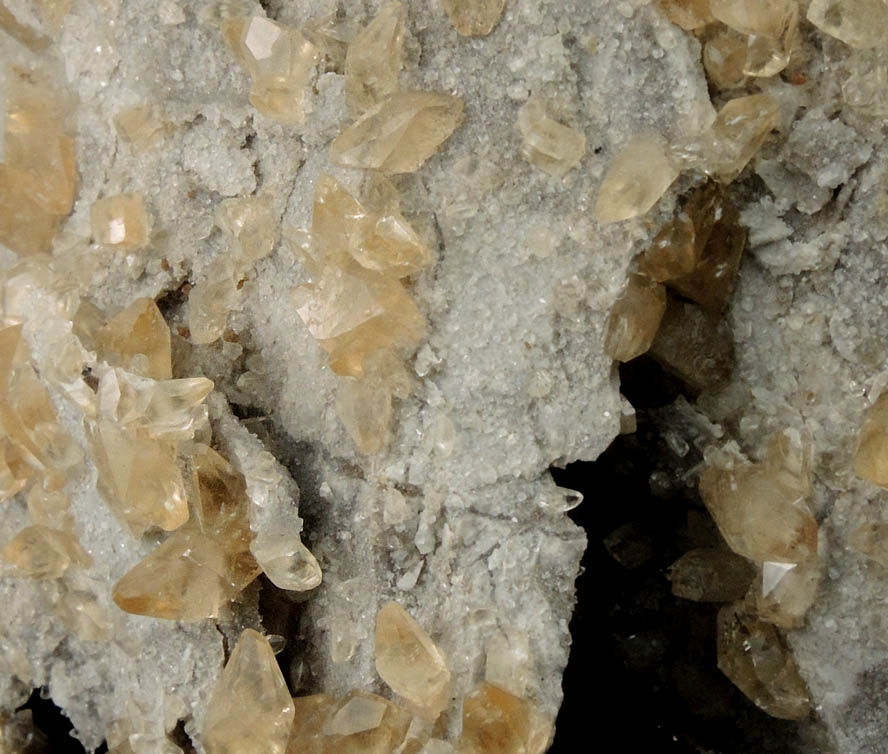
[330,91,464,174]
[345,2,406,116]
[752,557,821,628]
[441,0,505,36]
[604,274,667,363]
[669,547,756,602]
[594,136,679,224]
[375,601,452,719]
[459,683,552,754]
[807,0,888,49]
[1,525,91,580]
[90,194,150,249]
[517,98,586,178]
[203,629,295,754]
[216,195,276,264]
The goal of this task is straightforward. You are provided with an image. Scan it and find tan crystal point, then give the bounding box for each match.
[96,298,172,380]
[669,547,755,602]
[188,257,240,345]
[657,0,714,30]
[442,0,505,36]
[717,603,812,720]
[56,589,113,641]
[594,136,679,224]
[604,274,667,363]
[285,694,337,754]
[323,691,411,754]
[1,525,90,579]
[222,16,318,125]
[115,105,166,153]
[253,536,322,591]
[753,557,820,628]
[517,98,586,178]
[26,485,72,529]
[698,455,817,564]
[703,32,748,90]
[710,0,798,77]
[807,0,888,49]
[849,522,888,567]
[90,194,149,248]
[853,392,888,486]
[336,376,393,453]
[303,14,360,68]
[86,419,188,534]
[375,601,451,719]
[345,2,406,116]
[216,195,276,263]
[330,91,464,174]
[203,629,295,754]
[459,683,552,754]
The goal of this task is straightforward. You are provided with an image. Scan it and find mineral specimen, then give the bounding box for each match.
[710,0,798,77]
[90,194,150,248]
[849,522,888,567]
[668,547,756,602]
[441,0,505,36]
[603,274,667,363]
[459,683,552,754]
[657,0,714,30]
[517,98,586,178]
[344,2,406,116]
[807,0,888,49]
[854,392,888,486]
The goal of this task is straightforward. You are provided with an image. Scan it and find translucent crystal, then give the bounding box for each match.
[203,629,295,754]
[330,91,464,173]
[594,136,679,224]
[188,257,240,345]
[285,694,337,754]
[302,14,360,69]
[753,557,820,628]
[95,298,172,380]
[375,601,452,719]
[441,0,505,36]
[336,376,393,454]
[484,628,532,697]
[517,98,586,178]
[0,167,60,256]
[703,32,748,90]
[1,525,90,579]
[698,442,817,563]
[115,105,166,154]
[710,0,798,76]
[56,589,113,641]
[843,49,888,116]
[603,274,667,362]
[252,536,322,591]
[459,683,553,754]
[90,194,150,249]
[854,392,888,486]
[216,195,276,264]
[345,2,406,116]
[26,485,72,529]
[657,0,714,30]
[849,522,888,567]
[669,547,756,602]
[807,0,888,49]
[717,603,812,720]
[323,691,411,754]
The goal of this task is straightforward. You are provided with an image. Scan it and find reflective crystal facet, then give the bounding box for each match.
[710,0,798,76]
[1,525,90,579]
[517,98,586,178]
[753,557,821,628]
[323,691,411,754]
[807,0,888,49]
[90,194,150,249]
[604,274,667,363]
[459,683,552,754]
[96,298,172,380]
[345,2,406,116]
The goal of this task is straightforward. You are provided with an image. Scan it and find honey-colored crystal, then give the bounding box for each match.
[26,485,72,530]
[517,98,586,178]
[253,536,322,591]
[703,32,748,90]
[285,695,337,754]
[302,14,359,69]
[594,136,679,224]
[90,194,149,249]
[669,547,755,602]
[336,377,393,454]
[716,603,812,720]
[459,683,552,754]
[657,0,714,30]
[56,589,113,641]
[330,91,464,174]
[216,195,276,264]
[603,274,667,363]
[203,629,295,754]
[1,525,90,580]
[375,601,451,719]
[853,392,888,486]
[752,558,820,628]
[345,2,406,116]
[849,521,888,568]
[95,297,172,380]
[710,0,798,77]
[441,0,505,36]
[323,691,411,754]
[115,105,166,154]
[807,0,888,49]
[187,257,241,346]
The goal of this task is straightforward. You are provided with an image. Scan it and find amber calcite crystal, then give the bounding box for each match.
[442,0,505,36]
[752,558,821,628]
[603,274,667,363]
[849,522,888,567]
[459,683,552,754]
[330,91,464,173]
[1,525,90,580]
[203,629,295,754]
[807,0,888,49]
[216,195,276,264]
[517,98,586,178]
[710,0,798,77]
[657,0,714,30]
[90,194,149,248]
[56,589,113,641]
[286,694,337,754]
[115,105,166,154]
[669,547,756,602]
[323,691,411,754]
[594,136,679,224]
[95,297,172,380]
[252,537,322,592]
[853,392,888,486]
[345,2,406,116]
[717,603,812,720]
[704,32,748,90]
[375,602,451,719]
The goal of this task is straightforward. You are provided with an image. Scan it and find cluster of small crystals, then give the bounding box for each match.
[201,604,551,754]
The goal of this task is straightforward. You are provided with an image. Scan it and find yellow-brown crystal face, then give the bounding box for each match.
[807,0,888,49]
[854,392,888,486]
[441,0,505,36]
[345,2,406,116]
[90,194,150,249]
[517,98,586,178]
[603,275,667,363]
[459,683,552,754]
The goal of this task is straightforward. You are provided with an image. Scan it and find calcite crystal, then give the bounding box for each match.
[657,0,714,30]
[752,558,821,628]
[703,32,748,90]
[849,522,888,567]
[441,0,505,36]
[807,0,888,49]
[95,298,172,380]
[517,98,586,178]
[330,91,464,173]
[286,694,337,754]
[710,0,798,77]
[90,194,150,248]
[853,391,888,486]
[375,602,451,719]
[323,692,411,753]
[716,604,812,720]
[668,547,756,602]
[345,2,406,116]
[202,629,295,754]
[603,274,667,363]
[459,683,552,754]
[594,136,679,224]
[115,105,166,154]
[1,525,90,579]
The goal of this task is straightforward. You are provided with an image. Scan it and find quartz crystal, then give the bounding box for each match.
[222,16,319,125]
[323,691,411,754]
[441,0,505,36]
[657,0,714,30]
[90,194,150,249]
[853,392,888,486]
[95,298,172,380]
[807,0,888,49]
[716,603,812,720]
[710,0,798,77]
[703,32,748,90]
[203,629,295,754]
[459,683,552,754]
[698,437,817,563]
[517,98,586,178]
[603,274,667,363]
[1,525,90,579]
[330,92,464,173]
[375,601,452,719]
[849,522,888,567]
[345,2,406,116]
[286,694,337,754]
[594,136,679,224]
[669,547,755,602]
[752,557,821,628]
